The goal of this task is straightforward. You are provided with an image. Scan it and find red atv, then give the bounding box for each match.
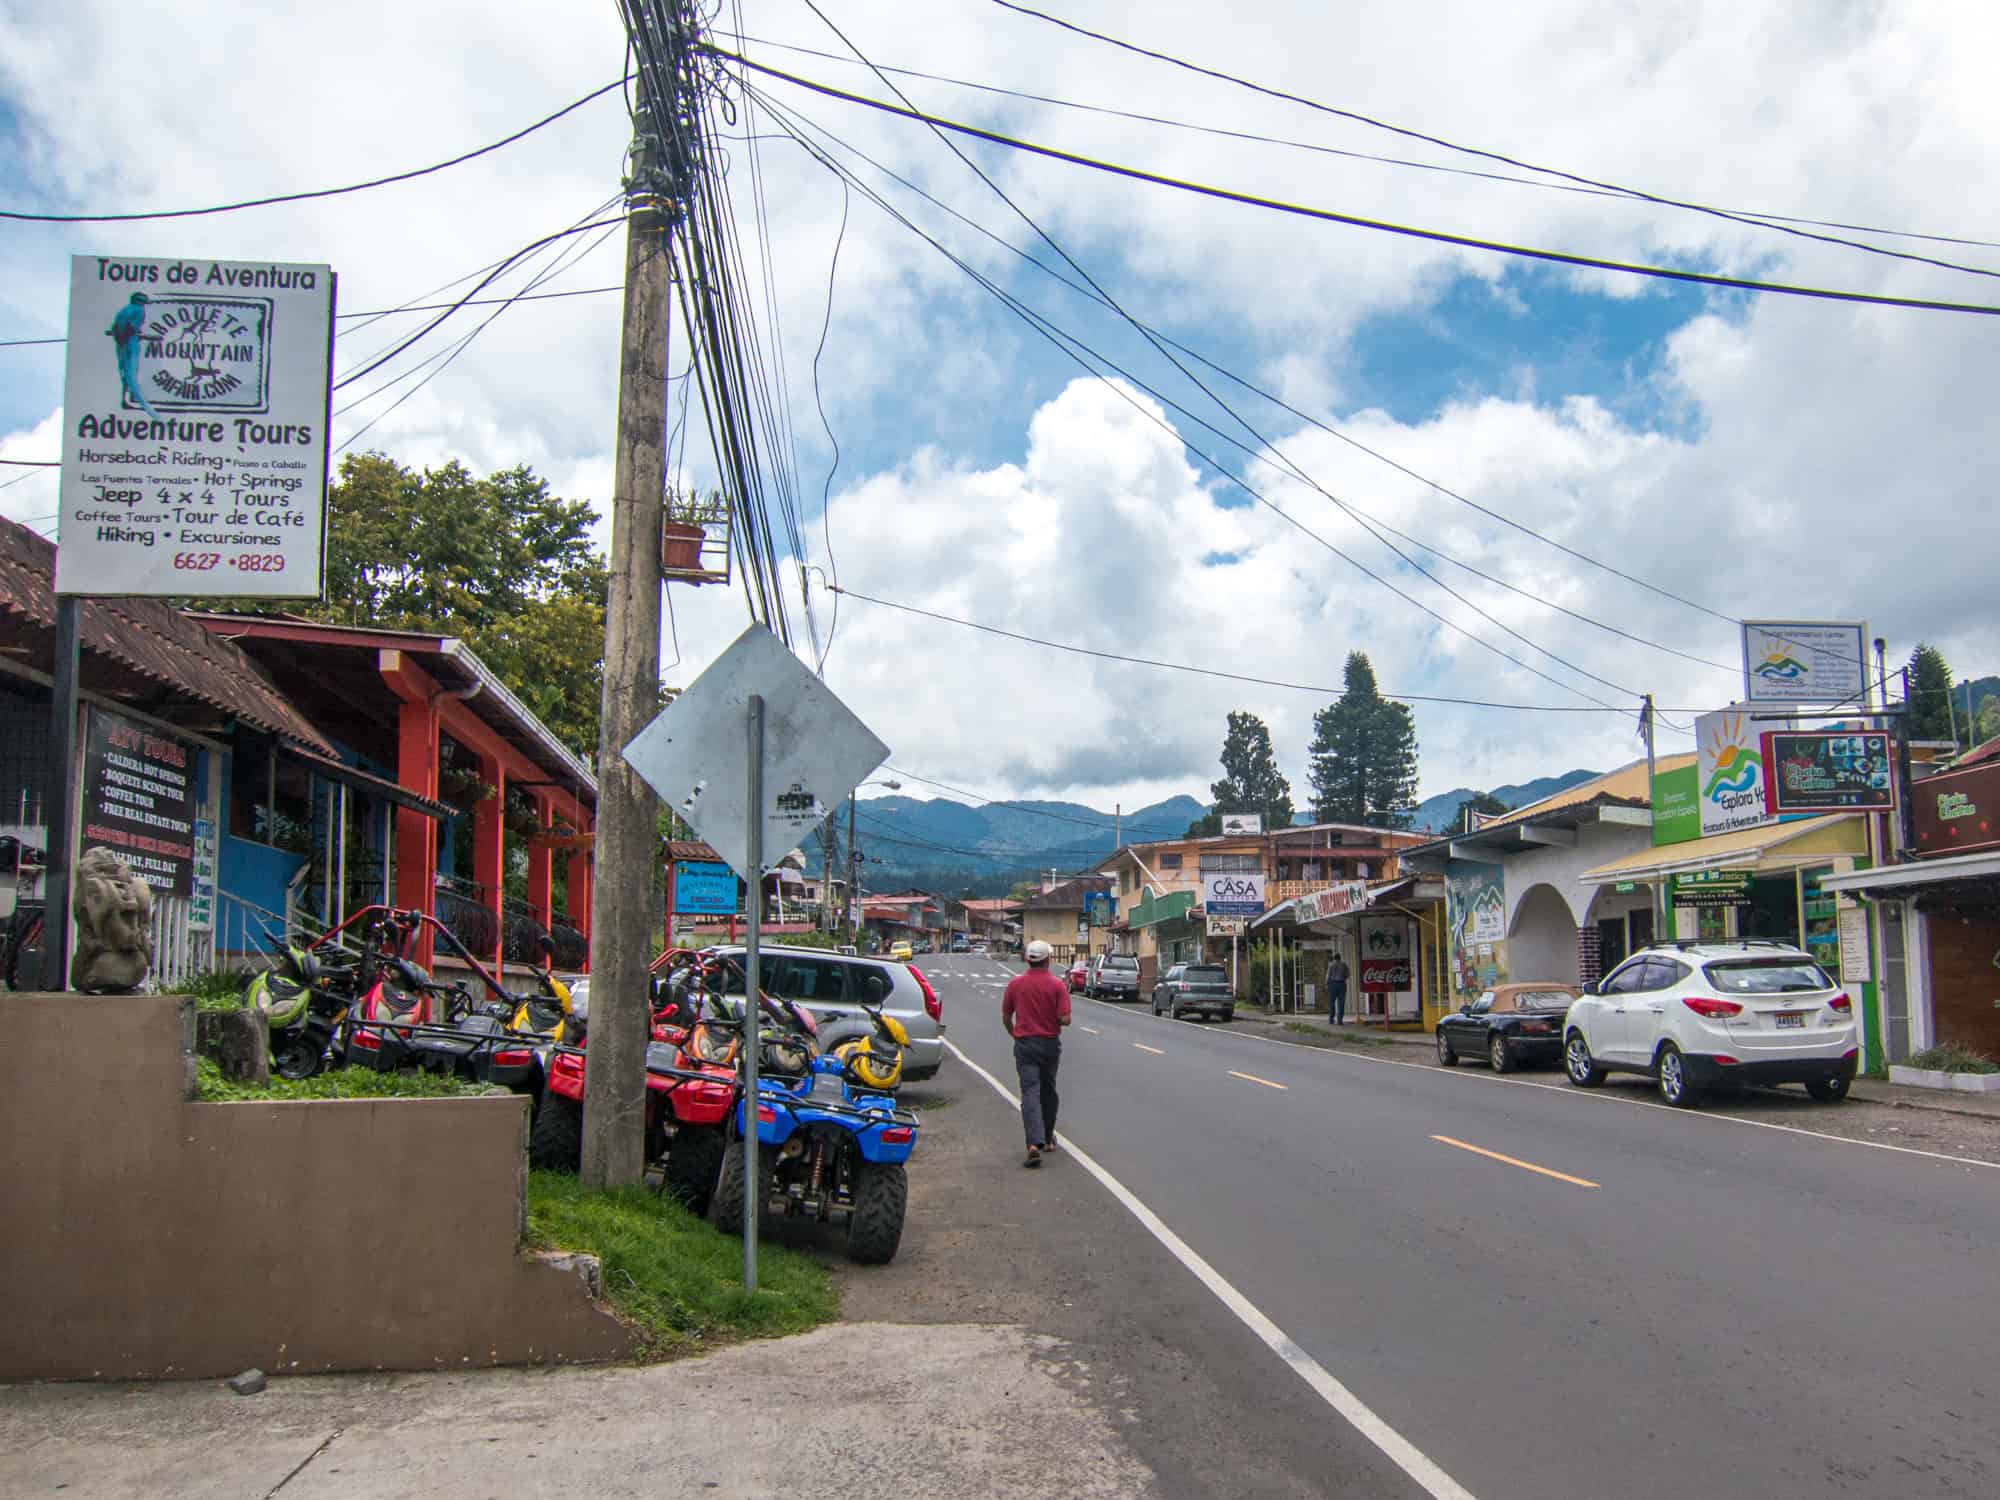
[529,949,743,1213]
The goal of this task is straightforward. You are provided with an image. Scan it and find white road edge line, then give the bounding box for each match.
[1074,996,2000,1173]
[1079,1025,1103,1035]
[944,1038,1478,1500]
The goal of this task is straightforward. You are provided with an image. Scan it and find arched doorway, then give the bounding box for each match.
[1508,882,1580,985]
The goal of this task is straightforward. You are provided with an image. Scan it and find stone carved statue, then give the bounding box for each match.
[70,846,154,993]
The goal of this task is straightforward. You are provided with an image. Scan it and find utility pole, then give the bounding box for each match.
[846,793,860,945]
[582,54,678,1188]
[818,813,837,930]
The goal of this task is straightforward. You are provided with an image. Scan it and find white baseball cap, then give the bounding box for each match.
[1025,940,1054,964]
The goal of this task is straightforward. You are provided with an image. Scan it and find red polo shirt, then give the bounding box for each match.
[1003,968,1071,1039]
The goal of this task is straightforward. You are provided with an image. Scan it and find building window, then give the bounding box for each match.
[1159,852,1182,870]
[1199,853,1260,872]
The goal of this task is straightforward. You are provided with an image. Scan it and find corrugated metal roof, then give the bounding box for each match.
[0,517,332,752]
[1481,754,1697,829]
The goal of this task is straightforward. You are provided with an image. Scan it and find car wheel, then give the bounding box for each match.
[1221,1010,1234,1023]
[1564,1030,1605,1088]
[1805,1074,1851,1103]
[1489,1034,1514,1074]
[1435,1028,1459,1067]
[1657,1043,1701,1108]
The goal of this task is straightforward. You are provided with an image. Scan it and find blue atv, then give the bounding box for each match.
[712,1039,919,1265]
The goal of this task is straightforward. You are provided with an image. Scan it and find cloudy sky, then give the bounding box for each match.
[4,0,1996,815]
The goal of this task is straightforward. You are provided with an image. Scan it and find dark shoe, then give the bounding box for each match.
[1024,1145,1043,1168]
[1042,1135,1058,1154]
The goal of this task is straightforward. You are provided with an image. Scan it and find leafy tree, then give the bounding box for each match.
[1905,643,1959,745]
[1307,652,1419,829]
[1453,791,1510,832]
[223,452,612,758]
[1975,693,2000,746]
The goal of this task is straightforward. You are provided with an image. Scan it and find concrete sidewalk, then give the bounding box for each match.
[0,1323,1156,1500]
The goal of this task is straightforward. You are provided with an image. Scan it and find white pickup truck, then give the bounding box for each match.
[1087,953,1141,1001]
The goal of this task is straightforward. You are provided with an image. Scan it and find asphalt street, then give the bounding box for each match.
[921,953,2000,1500]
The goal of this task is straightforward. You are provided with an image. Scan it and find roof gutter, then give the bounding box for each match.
[437,638,597,795]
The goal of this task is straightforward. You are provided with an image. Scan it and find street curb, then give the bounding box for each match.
[1849,1085,2000,1124]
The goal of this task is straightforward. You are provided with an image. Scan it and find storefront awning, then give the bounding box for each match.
[1579,814,1867,885]
[1820,850,2000,896]
[1251,877,1415,931]
[1127,888,1197,929]
[278,745,454,820]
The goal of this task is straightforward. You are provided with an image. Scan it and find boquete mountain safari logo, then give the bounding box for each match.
[1752,639,1810,683]
[1702,712,1763,811]
[106,292,273,416]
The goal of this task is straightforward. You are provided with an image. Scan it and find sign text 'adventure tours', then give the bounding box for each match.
[56,254,335,600]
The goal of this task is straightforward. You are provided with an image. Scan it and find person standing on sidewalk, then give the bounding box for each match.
[1003,939,1071,1167]
[1327,953,1350,1026]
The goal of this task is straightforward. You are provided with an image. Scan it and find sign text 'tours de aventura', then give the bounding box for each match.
[56,255,335,599]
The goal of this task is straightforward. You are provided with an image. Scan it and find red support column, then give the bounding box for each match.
[473,753,506,975]
[567,847,593,970]
[528,795,554,939]
[395,697,439,967]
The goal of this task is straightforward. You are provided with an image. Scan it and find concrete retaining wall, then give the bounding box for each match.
[0,993,632,1381]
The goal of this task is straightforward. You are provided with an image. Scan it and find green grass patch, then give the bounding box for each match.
[193,1055,506,1103]
[525,1170,838,1357]
[1907,1042,2000,1075]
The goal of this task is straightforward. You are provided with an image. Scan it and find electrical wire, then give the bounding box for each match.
[981,1,2000,283]
[736,90,1742,629]
[732,31,2000,257]
[723,50,2000,319]
[809,175,851,673]
[827,583,1713,717]
[1,78,630,223]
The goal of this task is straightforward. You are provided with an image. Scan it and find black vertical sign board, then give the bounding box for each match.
[80,707,196,898]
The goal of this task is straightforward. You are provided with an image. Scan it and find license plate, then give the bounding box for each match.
[1775,1012,1806,1029]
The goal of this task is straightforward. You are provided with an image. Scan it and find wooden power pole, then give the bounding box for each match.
[582,59,677,1188]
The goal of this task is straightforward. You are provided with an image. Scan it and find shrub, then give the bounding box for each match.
[1906,1042,2000,1075]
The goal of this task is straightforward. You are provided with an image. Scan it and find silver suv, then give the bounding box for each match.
[707,944,945,1081]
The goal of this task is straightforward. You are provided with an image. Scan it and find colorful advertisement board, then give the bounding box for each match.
[1762,731,1895,814]
[1739,621,1868,705]
[1294,879,1369,924]
[1444,859,1507,1002]
[1911,761,2000,858]
[1697,708,1781,837]
[672,859,739,915]
[80,707,196,897]
[1359,919,1412,992]
[1201,870,1266,919]
[1668,868,1753,907]
[1650,762,1700,846]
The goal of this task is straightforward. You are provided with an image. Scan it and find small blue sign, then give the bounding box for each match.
[674,860,740,915]
[1084,890,1115,927]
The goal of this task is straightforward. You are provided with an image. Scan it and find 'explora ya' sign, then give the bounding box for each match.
[56,254,335,599]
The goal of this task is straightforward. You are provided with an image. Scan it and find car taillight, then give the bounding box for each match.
[910,965,941,1021]
[493,1047,533,1068]
[1827,992,1853,1014]
[1682,997,1743,1019]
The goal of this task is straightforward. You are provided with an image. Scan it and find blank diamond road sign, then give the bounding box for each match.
[621,624,889,882]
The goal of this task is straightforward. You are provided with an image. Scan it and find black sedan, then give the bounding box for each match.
[1435,983,1578,1072]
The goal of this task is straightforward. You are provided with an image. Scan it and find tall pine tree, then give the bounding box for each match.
[1188,711,1295,834]
[1308,653,1419,828]
[1905,643,1959,745]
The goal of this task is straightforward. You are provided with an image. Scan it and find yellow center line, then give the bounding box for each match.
[1431,1134,1599,1189]
[1133,1042,1166,1055]
[1228,1069,1287,1090]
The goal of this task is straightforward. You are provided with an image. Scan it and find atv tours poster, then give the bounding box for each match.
[80,708,196,898]
[56,254,335,599]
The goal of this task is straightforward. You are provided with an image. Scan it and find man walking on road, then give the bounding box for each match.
[1003,939,1071,1168]
[1327,953,1350,1026]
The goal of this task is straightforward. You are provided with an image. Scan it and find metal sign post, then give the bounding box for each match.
[742,695,764,1291]
[41,597,81,990]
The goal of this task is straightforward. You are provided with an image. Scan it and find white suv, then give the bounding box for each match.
[1562,942,1857,1108]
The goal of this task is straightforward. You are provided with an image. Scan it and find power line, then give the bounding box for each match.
[754,85,1646,712]
[733,31,2000,259]
[0,458,58,467]
[725,51,2000,319]
[827,584,1710,718]
[981,0,2000,284]
[751,90,1741,632]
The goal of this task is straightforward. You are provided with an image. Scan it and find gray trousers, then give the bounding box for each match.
[1014,1035,1062,1147]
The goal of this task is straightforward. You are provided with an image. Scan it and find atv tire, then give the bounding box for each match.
[529,1091,583,1173]
[662,1126,725,1216]
[712,1139,772,1235]
[846,1161,908,1264]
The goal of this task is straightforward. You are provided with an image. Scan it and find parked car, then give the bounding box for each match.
[1087,953,1141,1001]
[889,940,915,963]
[1562,941,1857,1107]
[949,935,971,953]
[1435,982,1578,1072]
[706,943,945,1082]
[971,941,989,955]
[1151,962,1234,1021]
[1066,958,1089,992]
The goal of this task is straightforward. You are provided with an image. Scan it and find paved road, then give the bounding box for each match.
[922,953,2000,1500]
